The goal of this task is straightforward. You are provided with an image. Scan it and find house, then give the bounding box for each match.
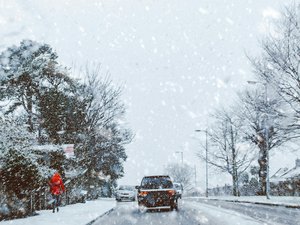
[270,159,300,196]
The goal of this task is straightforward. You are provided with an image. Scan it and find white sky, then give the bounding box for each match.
[1,0,300,189]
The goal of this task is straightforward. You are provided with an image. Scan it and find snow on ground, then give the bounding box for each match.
[189,196,300,207]
[2,196,300,225]
[93,200,266,225]
[186,201,265,225]
[1,198,116,225]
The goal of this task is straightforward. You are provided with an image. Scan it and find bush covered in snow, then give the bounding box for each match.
[0,40,132,220]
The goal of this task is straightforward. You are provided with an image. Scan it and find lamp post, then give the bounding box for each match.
[247,80,270,199]
[195,129,208,198]
[194,165,197,187]
[175,151,184,164]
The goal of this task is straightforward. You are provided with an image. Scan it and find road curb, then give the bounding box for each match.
[208,198,300,209]
[86,207,115,225]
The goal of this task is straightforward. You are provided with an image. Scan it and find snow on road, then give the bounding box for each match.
[1,198,116,225]
[186,201,266,225]
[91,199,264,225]
[188,198,300,225]
[2,197,300,225]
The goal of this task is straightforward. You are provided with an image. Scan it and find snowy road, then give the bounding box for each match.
[91,199,277,225]
[189,198,300,225]
[2,198,299,225]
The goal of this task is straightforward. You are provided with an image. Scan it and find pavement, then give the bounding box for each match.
[187,196,300,208]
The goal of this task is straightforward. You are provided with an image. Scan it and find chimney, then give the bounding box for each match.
[296,159,300,168]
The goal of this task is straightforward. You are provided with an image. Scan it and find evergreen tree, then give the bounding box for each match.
[0,40,58,132]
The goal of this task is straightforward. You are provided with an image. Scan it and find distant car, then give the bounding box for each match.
[115,185,136,202]
[173,183,183,199]
[136,175,178,211]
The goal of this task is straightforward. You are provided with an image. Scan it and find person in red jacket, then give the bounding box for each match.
[49,171,65,213]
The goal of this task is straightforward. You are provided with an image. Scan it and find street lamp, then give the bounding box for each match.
[195,129,208,198]
[175,151,183,164]
[194,165,197,187]
[247,80,270,199]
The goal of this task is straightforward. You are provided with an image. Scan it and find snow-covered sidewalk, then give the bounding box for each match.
[1,198,116,225]
[189,196,300,208]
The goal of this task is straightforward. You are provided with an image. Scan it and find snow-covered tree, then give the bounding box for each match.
[198,107,255,196]
[74,65,133,195]
[165,163,194,191]
[250,5,300,133]
[0,118,40,217]
[0,40,59,132]
[238,89,291,195]
[0,41,133,211]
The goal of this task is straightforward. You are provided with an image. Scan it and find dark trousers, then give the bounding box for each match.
[52,194,60,211]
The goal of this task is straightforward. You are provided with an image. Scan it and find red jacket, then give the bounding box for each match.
[49,172,65,195]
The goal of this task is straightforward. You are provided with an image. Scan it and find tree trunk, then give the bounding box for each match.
[232,173,238,196]
[230,123,240,196]
[231,167,240,196]
[26,87,34,132]
[258,147,267,195]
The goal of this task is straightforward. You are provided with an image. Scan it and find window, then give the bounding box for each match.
[141,176,173,189]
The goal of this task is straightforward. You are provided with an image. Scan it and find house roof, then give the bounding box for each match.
[270,167,289,182]
[270,159,300,182]
[281,167,300,179]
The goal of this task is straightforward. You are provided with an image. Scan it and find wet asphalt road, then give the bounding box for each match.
[90,198,300,225]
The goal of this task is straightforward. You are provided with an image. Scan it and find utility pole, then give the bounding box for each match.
[264,83,270,200]
[247,80,270,199]
[195,129,208,198]
[194,165,197,187]
[175,151,183,164]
